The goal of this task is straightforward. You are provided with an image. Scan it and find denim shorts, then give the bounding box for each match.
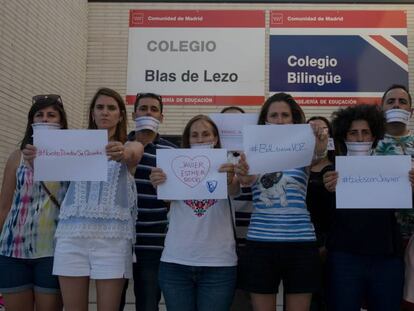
[0,255,60,294]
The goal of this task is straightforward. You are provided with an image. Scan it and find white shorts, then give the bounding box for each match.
[53,237,133,279]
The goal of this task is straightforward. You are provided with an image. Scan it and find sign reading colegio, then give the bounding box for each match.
[269,10,408,106]
[126,10,266,106]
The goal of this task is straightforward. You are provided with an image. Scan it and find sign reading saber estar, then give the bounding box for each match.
[126,10,265,106]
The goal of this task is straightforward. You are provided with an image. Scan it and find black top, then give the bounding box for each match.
[322,165,403,256]
[306,169,335,247]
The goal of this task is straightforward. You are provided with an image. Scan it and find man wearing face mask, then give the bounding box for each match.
[375,85,414,306]
[121,93,176,311]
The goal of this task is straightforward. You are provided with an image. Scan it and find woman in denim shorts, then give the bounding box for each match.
[0,95,69,310]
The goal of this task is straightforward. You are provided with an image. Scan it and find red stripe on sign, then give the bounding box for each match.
[126,95,264,106]
[129,10,265,28]
[369,35,408,64]
[270,10,406,28]
[295,97,381,106]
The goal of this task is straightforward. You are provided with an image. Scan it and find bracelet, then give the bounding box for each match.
[314,149,328,160]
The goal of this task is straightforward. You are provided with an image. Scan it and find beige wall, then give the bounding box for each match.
[0,0,88,185]
[1,2,413,184]
[87,2,414,135]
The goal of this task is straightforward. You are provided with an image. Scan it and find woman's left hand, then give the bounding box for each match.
[219,163,235,185]
[106,141,125,162]
[310,122,328,157]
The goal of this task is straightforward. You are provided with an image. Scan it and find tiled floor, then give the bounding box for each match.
[88,280,284,310]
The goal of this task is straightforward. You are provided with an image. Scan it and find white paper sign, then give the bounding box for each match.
[209,113,258,151]
[336,155,412,209]
[157,149,228,200]
[243,124,315,174]
[34,130,108,181]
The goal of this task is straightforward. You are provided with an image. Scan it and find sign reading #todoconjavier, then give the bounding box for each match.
[126,10,265,106]
[269,10,408,106]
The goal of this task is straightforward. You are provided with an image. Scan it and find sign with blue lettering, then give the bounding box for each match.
[269,10,408,106]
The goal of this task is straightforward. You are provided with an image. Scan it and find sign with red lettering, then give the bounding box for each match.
[126,10,265,106]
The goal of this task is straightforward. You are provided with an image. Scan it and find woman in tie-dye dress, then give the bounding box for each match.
[0,95,68,311]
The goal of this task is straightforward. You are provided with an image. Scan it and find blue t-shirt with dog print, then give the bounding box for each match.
[247,167,316,242]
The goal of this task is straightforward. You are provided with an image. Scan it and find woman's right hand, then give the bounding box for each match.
[21,144,37,167]
[235,153,257,186]
[323,170,338,192]
[149,167,167,188]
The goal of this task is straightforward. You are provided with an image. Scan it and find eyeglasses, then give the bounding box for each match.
[135,93,162,103]
[32,94,63,106]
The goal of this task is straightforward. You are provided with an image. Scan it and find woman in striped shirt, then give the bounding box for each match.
[236,93,327,311]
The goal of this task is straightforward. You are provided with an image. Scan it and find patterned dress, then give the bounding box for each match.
[0,156,67,258]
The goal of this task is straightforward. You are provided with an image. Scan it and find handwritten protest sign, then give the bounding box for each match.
[34,130,108,181]
[243,124,315,174]
[156,149,227,200]
[336,155,412,209]
[209,113,258,151]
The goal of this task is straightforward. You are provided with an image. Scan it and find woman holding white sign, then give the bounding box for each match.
[51,88,144,311]
[0,95,69,311]
[235,93,327,311]
[322,104,405,311]
[150,114,238,311]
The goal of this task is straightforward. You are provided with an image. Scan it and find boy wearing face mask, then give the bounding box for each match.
[375,85,414,306]
[122,93,176,311]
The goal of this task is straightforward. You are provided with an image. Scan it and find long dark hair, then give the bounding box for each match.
[331,104,385,155]
[88,88,127,143]
[258,93,305,125]
[181,115,221,149]
[20,95,68,150]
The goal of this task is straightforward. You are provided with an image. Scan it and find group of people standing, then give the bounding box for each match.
[0,85,413,311]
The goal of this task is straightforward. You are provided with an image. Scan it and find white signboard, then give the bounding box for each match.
[209,113,258,151]
[126,10,265,106]
[156,148,228,200]
[34,130,108,181]
[336,155,412,209]
[243,124,315,174]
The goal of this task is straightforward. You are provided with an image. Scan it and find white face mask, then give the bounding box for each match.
[190,142,215,149]
[385,109,411,125]
[135,116,160,133]
[345,141,373,156]
[32,123,61,130]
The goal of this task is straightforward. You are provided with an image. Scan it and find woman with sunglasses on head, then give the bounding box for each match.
[235,93,328,311]
[149,115,238,311]
[46,88,143,311]
[0,95,69,311]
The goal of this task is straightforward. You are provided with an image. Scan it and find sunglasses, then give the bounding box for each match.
[135,93,162,103]
[32,94,63,106]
